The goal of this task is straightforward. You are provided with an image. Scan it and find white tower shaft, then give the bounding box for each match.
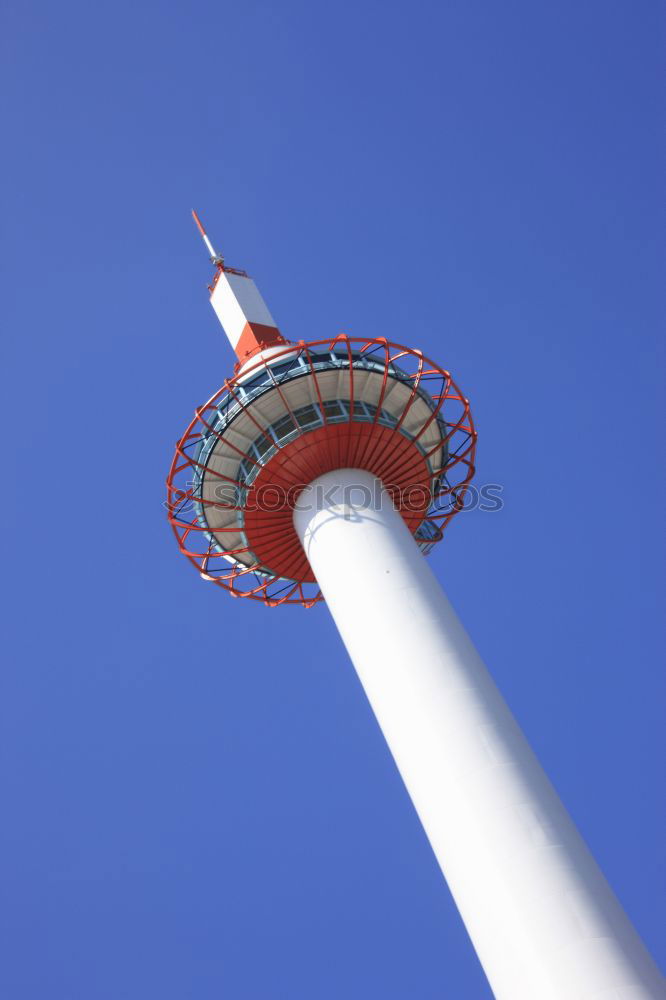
[294,469,664,1000]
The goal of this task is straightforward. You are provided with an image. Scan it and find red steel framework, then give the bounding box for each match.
[166,335,476,607]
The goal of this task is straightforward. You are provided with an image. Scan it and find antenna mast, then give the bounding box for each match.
[192,209,223,266]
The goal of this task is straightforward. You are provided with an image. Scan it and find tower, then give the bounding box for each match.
[166,213,664,999]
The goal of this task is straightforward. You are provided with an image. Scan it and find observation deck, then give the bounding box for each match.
[167,335,476,606]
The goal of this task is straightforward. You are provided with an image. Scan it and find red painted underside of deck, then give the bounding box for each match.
[241,421,433,583]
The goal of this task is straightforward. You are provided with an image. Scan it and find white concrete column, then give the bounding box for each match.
[294,469,664,1000]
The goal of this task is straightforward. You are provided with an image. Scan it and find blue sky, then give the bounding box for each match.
[2,1,664,996]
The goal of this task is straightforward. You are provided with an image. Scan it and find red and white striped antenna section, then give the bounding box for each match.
[191,209,222,263]
[191,210,288,364]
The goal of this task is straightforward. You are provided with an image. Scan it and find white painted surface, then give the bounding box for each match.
[237,346,297,375]
[294,469,664,1000]
[210,271,277,347]
[201,232,217,260]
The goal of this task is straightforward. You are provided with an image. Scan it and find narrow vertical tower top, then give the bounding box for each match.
[191,210,288,363]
